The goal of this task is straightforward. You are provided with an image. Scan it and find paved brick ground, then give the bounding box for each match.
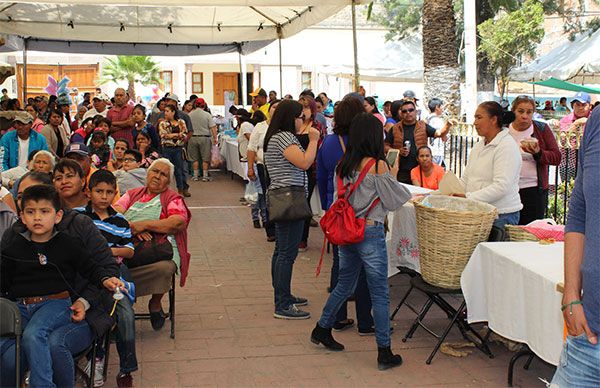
[101,171,556,387]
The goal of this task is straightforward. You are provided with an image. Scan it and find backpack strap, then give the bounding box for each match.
[347,158,377,198]
[338,135,346,153]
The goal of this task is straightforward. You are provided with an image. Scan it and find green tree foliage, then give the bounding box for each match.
[477,0,545,98]
[99,56,161,100]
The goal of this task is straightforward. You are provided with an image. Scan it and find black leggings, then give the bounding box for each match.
[301,167,316,243]
[519,187,548,225]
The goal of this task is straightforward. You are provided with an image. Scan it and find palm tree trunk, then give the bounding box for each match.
[127,79,136,101]
[422,0,460,118]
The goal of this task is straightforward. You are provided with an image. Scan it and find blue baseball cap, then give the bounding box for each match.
[65,142,90,157]
[571,92,591,104]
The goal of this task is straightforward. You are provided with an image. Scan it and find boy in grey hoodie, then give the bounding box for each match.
[114,149,147,196]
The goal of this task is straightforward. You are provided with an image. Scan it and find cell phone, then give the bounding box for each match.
[386,149,400,167]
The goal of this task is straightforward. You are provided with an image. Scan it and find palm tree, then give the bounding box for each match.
[422,0,460,117]
[99,56,161,100]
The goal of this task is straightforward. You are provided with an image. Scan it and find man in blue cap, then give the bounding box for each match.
[560,92,591,132]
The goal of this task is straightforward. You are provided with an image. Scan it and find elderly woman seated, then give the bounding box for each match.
[6,150,55,206]
[114,158,191,330]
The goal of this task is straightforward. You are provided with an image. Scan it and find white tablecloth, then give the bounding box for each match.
[386,184,432,277]
[461,242,564,365]
[221,136,247,180]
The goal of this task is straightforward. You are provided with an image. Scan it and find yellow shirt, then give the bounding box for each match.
[251,103,270,121]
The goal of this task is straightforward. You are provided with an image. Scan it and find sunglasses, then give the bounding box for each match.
[297,114,305,120]
[401,108,415,113]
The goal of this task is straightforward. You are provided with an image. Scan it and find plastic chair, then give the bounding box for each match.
[0,298,22,387]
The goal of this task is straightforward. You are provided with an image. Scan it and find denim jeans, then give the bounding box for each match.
[115,296,138,374]
[493,211,520,229]
[0,297,72,387]
[48,320,95,387]
[329,245,374,330]
[318,223,391,347]
[163,146,188,190]
[551,333,600,388]
[271,219,305,311]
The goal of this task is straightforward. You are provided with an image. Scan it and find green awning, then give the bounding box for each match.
[530,77,600,94]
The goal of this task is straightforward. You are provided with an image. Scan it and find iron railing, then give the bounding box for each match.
[440,120,584,224]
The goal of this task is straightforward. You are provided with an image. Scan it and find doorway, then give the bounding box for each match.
[213,72,239,106]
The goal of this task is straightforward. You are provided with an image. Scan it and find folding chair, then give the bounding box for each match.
[402,276,494,364]
[134,274,176,339]
[390,266,420,320]
[74,329,111,388]
[0,298,22,388]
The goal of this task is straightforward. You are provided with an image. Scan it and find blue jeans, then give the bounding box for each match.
[318,223,391,347]
[551,334,600,388]
[330,245,374,330]
[271,219,304,311]
[0,297,72,387]
[115,297,138,374]
[163,146,188,190]
[493,211,520,229]
[48,320,95,388]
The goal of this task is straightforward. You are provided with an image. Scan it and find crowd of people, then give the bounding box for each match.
[0,89,195,387]
[0,82,598,383]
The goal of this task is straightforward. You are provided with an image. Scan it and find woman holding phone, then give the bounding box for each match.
[311,113,411,370]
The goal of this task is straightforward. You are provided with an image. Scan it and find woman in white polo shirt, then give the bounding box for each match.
[459,101,522,228]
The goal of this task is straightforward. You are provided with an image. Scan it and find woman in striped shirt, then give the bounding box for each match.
[263,100,319,320]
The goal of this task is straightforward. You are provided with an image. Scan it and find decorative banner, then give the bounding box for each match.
[44,75,71,97]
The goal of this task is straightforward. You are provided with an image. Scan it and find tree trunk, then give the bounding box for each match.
[422,0,460,117]
[476,1,496,94]
[127,79,136,101]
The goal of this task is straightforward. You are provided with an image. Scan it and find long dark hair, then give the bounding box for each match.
[333,96,365,135]
[365,97,380,114]
[479,101,515,128]
[263,100,302,151]
[337,113,385,179]
[390,100,403,122]
[164,105,180,121]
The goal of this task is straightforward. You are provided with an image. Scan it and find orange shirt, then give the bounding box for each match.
[410,164,445,190]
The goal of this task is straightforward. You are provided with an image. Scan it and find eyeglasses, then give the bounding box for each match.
[123,158,137,163]
[297,114,305,120]
[401,108,415,113]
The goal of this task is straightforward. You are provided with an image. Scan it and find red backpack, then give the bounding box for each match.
[316,158,380,276]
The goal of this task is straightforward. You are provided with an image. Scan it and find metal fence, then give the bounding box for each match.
[441,121,583,225]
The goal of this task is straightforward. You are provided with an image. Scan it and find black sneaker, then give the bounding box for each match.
[253,220,261,229]
[291,295,308,307]
[358,326,394,336]
[274,305,311,320]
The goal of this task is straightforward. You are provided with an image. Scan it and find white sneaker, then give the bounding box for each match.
[192,176,200,182]
[83,357,105,387]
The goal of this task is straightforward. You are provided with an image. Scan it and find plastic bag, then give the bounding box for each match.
[210,144,224,168]
[244,181,259,204]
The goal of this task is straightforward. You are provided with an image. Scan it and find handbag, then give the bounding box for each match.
[126,233,174,269]
[267,185,312,222]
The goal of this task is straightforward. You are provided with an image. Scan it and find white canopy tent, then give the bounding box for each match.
[0,0,364,102]
[511,28,600,84]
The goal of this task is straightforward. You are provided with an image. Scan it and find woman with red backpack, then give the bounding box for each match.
[311,113,411,370]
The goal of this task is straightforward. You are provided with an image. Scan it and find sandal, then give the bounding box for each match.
[333,319,355,332]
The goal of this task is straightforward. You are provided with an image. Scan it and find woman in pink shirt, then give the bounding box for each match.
[364,97,386,125]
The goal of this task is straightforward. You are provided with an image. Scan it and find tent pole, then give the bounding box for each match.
[278,26,283,98]
[463,0,477,124]
[22,38,28,103]
[351,0,359,92]
[238,44,247,107]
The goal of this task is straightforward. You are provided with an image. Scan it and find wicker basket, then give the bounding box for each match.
[414,196,498,289]
[505,225,539,242]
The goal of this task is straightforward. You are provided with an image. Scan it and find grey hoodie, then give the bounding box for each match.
[114,168,147,196]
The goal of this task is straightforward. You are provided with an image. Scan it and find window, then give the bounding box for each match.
[301,71,312,90]
[192,72,204,94]
[159,71,173,94]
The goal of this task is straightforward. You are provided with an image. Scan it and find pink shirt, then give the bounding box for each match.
[107,104,134,146]
[508,124,538,189]
[116,190,190,222]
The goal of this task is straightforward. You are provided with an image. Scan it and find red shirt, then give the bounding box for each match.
[107,104,134,147]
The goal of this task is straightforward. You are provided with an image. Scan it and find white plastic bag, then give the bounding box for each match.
[244,181,259,204]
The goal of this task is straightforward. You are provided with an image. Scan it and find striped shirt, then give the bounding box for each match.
[74,203,134,252]
[264,131,306,191]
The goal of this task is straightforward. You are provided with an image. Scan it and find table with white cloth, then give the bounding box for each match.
[386,184,432,278]
[220,136,247,180]
[461,242,564,366]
